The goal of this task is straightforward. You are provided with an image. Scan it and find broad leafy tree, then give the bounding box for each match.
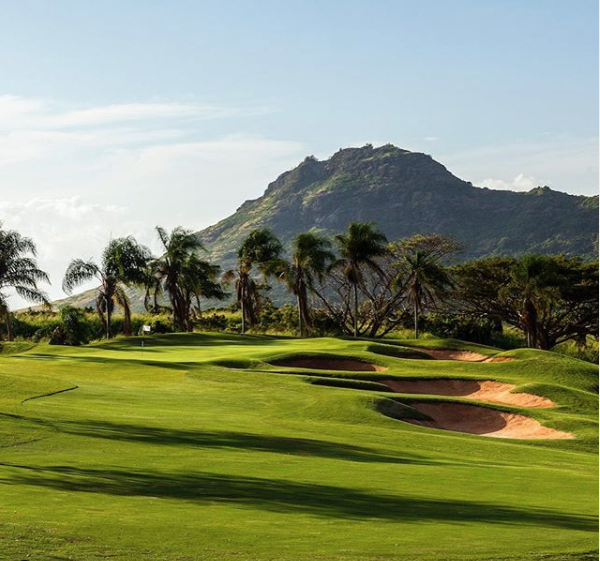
[0,224,49,340]
[63,236,150,339]
[454,255,599,350]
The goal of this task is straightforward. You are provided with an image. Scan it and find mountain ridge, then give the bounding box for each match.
[197,144,598,264]
[40,144,598,311]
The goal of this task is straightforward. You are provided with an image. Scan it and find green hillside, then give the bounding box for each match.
[198,144,598,266]
[0,334,597,560]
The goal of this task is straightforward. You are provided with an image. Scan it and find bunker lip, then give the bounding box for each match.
[271,357,387,372]
[406,347,512,362]
[381,379,555,408]
[405,402,573,439]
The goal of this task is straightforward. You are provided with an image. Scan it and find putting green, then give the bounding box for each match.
[0,333,597,560]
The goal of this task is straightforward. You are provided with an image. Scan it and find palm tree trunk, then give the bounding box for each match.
[241,298,246,335]
[123,308,132,336]
[106,298,112,339]
[353,282,359,338]
[297,294,303,337]
[5,313,13,342]
[414,299,419,339]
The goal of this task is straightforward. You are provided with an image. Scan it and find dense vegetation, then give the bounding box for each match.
[3,219,598,363]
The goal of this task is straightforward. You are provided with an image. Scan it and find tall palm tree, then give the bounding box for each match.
[333,222,388,338]
[399,247,455,339]
[223,229,283,334]
[222,259,257,335]
[280,232,335,337]
[0,224,49,340]
[63,236,150,339]
[149,226,224,332]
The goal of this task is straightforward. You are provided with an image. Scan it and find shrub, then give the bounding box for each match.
[193,314,228,332]
[552,338,599,364]
[422,313,502,346]
[49,306,90,346]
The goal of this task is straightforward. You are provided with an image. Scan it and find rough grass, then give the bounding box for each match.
[0,333,597,560]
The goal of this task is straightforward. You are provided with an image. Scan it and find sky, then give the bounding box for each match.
[0,0,598,306]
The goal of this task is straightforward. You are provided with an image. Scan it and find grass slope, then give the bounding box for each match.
[0,333,597,560]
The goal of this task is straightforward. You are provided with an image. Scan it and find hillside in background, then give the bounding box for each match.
[47,144,598,311]
[198,144,598,266]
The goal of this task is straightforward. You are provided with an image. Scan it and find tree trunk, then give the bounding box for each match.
[106,298,112,339]
[297,294,303,338]
[523,299,538,348]
[414,299,419,339]
[353,282,359,338]
[5,313,13,342]
[241,298,246,335]
[122,306,132,336]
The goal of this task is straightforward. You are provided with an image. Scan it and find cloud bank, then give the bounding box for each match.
[0,94,305,306]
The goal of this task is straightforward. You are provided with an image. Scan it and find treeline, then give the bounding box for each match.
[1,222,598,351]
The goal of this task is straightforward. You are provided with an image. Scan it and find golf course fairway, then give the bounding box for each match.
[0,333,597,560]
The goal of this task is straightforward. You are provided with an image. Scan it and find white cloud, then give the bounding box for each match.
[0,94,271,130]
[0,94,306,306]
[479,173,540,192]
[439,135,598,196]
[0,94,45,123]
[0,197,145,308]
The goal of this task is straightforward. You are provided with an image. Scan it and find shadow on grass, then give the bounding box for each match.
[56,419,434,465]
[21,353,192,371]
[1,463,596,530]
[99,333,286,350]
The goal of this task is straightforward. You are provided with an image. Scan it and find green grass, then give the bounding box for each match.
[0,333,597,560]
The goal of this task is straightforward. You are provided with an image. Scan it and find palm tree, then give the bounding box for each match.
[223,229,283,334]
[149,226,224,332]
[397,238,456,339]
[333,222,388,338]
[502,254,554,348]
[222,259,257,335]
[180,256,227,325]
[280,232,335,337]
[0,224,49,340]
[63,236,150,339]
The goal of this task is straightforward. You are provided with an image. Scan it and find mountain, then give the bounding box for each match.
[45,144,598,311]
[198,144,598,264]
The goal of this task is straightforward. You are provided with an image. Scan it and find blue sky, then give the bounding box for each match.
[0,0,597,303]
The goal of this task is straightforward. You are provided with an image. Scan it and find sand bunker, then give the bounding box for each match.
[409,347,512,362]
[272,357,387,372]
[381,379,554,408]
[405,402,573,439]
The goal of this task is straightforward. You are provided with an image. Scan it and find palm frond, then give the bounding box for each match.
[62,259,101,294]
